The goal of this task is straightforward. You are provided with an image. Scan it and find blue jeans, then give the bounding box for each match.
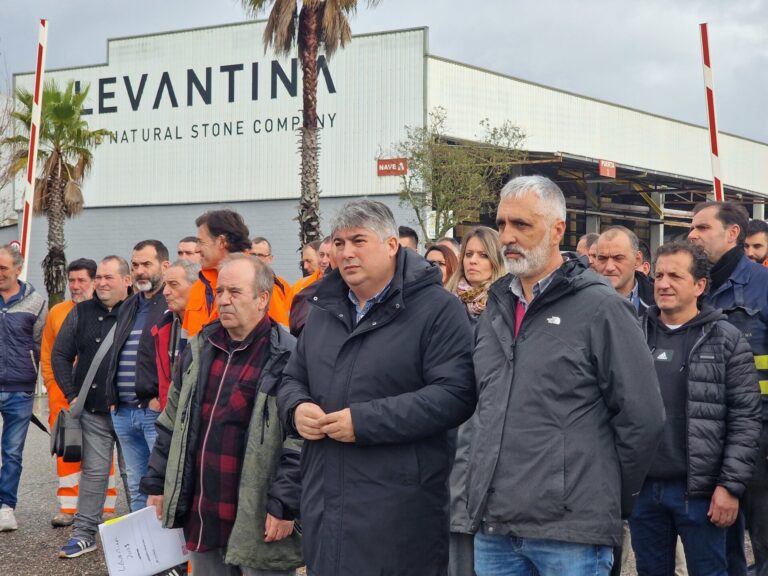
[474,532,613,576]
[629,478,727,576]
[0,391,34,508]
[111,406,159,511]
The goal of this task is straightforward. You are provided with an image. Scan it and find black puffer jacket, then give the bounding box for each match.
[644,305,762,497]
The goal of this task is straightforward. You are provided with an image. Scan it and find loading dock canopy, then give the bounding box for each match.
[516,150,765,225]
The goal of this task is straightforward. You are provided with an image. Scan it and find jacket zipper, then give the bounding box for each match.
[261,402,269,444]
[684,325,712,497]
[471,284,557,529]
[167,364,196,523]
[195,350,234,550]
[334,351,361,571]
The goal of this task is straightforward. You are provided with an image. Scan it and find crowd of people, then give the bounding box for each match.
[0,175,766,576]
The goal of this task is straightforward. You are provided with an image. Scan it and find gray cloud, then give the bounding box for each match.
[1,0,765,142]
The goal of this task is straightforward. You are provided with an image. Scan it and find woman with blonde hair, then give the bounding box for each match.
[446,225,505,576]
[446,226,506,320]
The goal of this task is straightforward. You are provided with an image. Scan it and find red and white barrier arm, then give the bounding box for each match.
[20,19,48,281]
[699,22,723,202]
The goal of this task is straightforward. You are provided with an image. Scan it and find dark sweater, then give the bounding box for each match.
[646,318,696,479]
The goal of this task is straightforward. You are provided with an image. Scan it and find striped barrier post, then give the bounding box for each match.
[20,19,48,281]
[699,22,723,202]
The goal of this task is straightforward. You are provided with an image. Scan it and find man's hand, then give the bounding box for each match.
[708,486,739,527]
[294,402,327,440]
[319,408,355,443]
[147,495,164,521]
[148,398,161,412]
[264,513,294,542]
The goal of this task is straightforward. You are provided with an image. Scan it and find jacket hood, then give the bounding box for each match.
[200,317,294,352]
[647,304,726,331]
[10,280,35,302]
[489,251,610,303]
[315,246,441,305]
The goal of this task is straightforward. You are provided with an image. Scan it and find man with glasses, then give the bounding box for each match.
[176,236,201,264]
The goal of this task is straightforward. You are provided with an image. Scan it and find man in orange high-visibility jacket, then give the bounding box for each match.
[183,210,252,337]
[293,241,322,294]
[251,236,294,327]
[40,259,119,527]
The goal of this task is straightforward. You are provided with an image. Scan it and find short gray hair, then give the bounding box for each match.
[580,232,600,249]
[0,244,23,268]
[499,175,567,222]
[600,226,640,253]
[168,259,200,284]
[330,199,398,241]
[219,253,274,297]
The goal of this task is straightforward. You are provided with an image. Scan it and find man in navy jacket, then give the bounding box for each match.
[0,245,47,532]
[690,201,768,576]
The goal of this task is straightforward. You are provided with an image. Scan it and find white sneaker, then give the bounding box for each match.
[0,507,17,531]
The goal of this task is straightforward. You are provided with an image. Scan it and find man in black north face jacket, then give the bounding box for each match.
[278,199,476,576]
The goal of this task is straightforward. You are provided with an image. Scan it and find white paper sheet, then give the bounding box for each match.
[99,506,189,576]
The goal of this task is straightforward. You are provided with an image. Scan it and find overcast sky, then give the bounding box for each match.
[2,0,766,142]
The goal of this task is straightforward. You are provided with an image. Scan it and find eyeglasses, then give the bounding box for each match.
[252,253,271,259]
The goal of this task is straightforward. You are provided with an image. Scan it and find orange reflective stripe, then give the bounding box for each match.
[55,452,119,513]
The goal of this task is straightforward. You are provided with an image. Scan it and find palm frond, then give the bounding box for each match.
[73,156,87,181]
[241,0,275,16]
[7,153,29,179]
[0,134,30,148]
[264,0,298,54]
[32,178,47,216]
[63,179,84,217]
[321,0,352,58]
[333,0,382,15]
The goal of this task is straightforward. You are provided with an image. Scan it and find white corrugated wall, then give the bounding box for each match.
[427,56,768,196]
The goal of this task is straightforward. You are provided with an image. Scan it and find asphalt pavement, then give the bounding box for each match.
[0,397,129,575]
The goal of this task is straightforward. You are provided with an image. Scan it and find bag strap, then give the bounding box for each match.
[70,324,117,419]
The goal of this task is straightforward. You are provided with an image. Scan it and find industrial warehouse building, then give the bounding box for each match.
[6,20,768,290]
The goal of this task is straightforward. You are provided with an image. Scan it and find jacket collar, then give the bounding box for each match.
[709,255,755,299]
[201,317,294,357]
[313,247,440,320]
[0,280,31,307]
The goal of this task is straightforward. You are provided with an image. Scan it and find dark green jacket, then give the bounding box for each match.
[141,320,303,570]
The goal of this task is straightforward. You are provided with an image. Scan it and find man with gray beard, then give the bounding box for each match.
[467,175,665,576]
[106,240,170,512]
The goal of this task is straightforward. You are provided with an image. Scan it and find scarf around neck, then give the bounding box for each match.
[456,278,489,318]
[710,245,743,292]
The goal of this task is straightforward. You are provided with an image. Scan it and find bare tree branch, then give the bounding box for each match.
[0,37,17,224]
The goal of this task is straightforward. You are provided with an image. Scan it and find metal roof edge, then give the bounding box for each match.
[426,55,768,148]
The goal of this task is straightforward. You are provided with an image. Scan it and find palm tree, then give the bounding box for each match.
[242,0,380,246]
[2,79,110,305]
